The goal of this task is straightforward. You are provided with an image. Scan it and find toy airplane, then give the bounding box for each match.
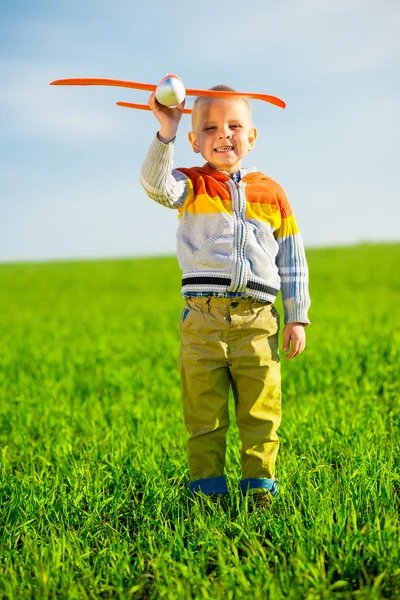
[50,74,286,113]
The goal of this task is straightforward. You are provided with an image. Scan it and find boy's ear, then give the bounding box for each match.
[188,131,200,153]
[248,127,258,150]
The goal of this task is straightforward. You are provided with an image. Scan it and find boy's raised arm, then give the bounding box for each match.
[140,93,193,210]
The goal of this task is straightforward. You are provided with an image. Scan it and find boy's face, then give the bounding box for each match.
[188,99,257,173]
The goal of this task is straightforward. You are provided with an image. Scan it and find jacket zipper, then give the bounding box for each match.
[229,180,247,292]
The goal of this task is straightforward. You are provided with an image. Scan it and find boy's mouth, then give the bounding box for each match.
[215,146,234,153]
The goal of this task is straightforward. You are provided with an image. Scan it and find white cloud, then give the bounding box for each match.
[0,59,130,142]
[285,0,400,75]
[188,0,400,76]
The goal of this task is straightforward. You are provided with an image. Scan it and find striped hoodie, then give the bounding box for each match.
[140,136,310,324]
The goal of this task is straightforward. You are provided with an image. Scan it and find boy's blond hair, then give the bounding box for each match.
[191,85,253,131]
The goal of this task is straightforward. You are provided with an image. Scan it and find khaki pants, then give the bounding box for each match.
[179,296,281,496]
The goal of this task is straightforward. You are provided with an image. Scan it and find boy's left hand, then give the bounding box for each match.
[283,324,306,359]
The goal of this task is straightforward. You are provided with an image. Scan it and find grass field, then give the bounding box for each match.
[0,243,399,599]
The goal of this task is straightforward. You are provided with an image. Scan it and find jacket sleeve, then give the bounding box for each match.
[139,135,193,209]
[274,188,311,325]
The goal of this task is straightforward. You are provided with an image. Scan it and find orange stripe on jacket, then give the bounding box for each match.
[245,180,281,226]
[177,168,232,218]
[175,166,299,236]
[270,185,299,236]
[245,179,298,235]
[179,193,233,216]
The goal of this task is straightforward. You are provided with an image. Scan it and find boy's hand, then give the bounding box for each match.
[148,92,186,144]
[283,323,306,359]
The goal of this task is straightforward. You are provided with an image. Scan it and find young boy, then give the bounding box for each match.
[140,86,310,508]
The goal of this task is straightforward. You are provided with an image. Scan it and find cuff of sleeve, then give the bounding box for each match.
[141,135,175,180]
[156,132,176,145]
[284,302,310,326]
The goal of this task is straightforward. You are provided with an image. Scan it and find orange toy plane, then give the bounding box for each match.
[50,76,286,113]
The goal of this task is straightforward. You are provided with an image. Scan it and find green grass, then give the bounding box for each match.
[0,243,399,599]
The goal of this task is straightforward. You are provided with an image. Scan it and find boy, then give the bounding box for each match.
[140,86,310,508]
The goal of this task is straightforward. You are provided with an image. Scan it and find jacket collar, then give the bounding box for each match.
[194,163,263,183]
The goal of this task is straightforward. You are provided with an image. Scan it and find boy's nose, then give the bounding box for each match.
[218,128,231,138]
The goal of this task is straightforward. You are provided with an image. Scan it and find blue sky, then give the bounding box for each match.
[1,0,399,262]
